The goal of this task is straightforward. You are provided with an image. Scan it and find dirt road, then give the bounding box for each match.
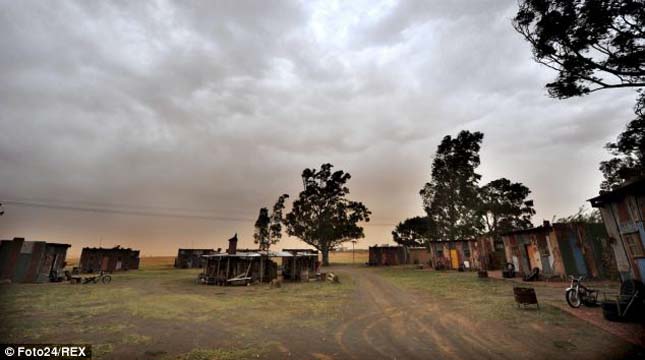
[324,266,641,360]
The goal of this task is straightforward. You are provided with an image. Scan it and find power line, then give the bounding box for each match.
[2,200,255,222]
[1,199,398,227]
[0,195,254,216]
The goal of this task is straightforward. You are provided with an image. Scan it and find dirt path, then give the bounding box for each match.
[327,266,641,360]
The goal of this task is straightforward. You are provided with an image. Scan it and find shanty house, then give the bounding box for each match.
[476,235,506,270]
[368,245,408,266]
[79,246,140,273]
[428,240,478,270]
[409,247,432,265]
[0,237,70,283]
[175,248,217,268]
[200,235,294,285]
[501,222,616,279]
[589,177,645,281]
[281,249,319,281]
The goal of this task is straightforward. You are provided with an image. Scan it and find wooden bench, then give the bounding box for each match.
[513,287,539,309]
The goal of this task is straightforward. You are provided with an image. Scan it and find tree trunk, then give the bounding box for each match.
[321,247,330,266]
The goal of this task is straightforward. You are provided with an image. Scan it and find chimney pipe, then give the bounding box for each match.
[227,233,238,254]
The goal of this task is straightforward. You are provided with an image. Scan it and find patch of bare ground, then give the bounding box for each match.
[374,266,644,359]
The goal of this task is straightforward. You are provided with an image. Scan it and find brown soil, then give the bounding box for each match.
[278,266,644,360]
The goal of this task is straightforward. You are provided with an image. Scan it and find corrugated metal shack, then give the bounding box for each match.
[476,235,506,270]
[428,240,478,270]
[369,243,479,269]
[200,235,292,285]
[0,237,70,283]
[501,221,616,279]
[409,247,432,265]
[79,246,140,273]
[282,249,319,281]
[368,245,408,265]
[589,177,645,281]
[174,248,217,268]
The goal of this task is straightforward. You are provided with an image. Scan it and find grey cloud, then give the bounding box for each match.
[0,0,635,255]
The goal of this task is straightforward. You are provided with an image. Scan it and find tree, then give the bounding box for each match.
[513,0,645,102]
[284,164,371,266]
[514,0,645,189]
[480,178,536,235]
[420,130,484,242]
[599,115,645,190]
[253,194,289,251]
[392,216,431,247]
[556,205,603,223]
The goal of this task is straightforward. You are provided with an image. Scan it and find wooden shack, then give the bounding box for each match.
[501,221,616,279]
[200,235,294,285]
[174,248,217,268]
[0,237,71,283]
[79,246,140,273]
[428,240,478,270]
[408,247,432,265]
[368,245,408,266]
[282,249,319,281]
[201,251,299,285]
[589,177,645,281]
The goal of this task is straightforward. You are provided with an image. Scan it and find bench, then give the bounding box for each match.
[513,287,539,309]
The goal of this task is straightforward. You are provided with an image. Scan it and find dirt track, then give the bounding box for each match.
[318,266,642,360]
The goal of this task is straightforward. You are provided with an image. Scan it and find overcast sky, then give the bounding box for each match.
[0,0,638,256]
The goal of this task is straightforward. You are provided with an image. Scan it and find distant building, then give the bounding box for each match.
[368,245,408,266]
[0,237,70,283]
[589,177,645,281]
[501,222,617,279]
[174,248,218,268]
[79,246,140,273]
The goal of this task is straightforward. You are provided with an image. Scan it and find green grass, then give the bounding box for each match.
[0,264,353,359]
[377,266,576,326]
[171,346,268,360]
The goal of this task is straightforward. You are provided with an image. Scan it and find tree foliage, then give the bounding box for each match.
[599,114,645,190]
[392,216,431,247]
[253,194,289,251]
[284,164,371,265]
[514,0,645,190]
[480,178,536,235]
[513,0,645,101]
[420,131,484,241]
[556,205,603,223]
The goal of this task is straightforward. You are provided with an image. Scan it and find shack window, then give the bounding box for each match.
[435,244,443,257]
[463,243,470,257]
[624,233,645,257]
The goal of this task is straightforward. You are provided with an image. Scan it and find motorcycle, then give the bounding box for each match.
[565,275,598,308]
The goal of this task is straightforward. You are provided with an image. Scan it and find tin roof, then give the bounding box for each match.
[588,177,645,207]
[202,250,294,258]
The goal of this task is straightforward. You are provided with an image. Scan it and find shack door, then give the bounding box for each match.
[101,256,109,271]
[525,243,542,271]
[558,231,588,276]
[450,249,459,269]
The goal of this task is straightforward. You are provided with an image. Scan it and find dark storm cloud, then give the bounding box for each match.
[0,0,636,255]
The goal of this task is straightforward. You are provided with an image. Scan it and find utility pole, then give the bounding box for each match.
[351,240,357,264]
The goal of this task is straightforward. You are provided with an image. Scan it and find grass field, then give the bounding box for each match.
[378,266,572,323]
[2,259,641,359]
[0,258,354,359]
[375,266,644,357]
